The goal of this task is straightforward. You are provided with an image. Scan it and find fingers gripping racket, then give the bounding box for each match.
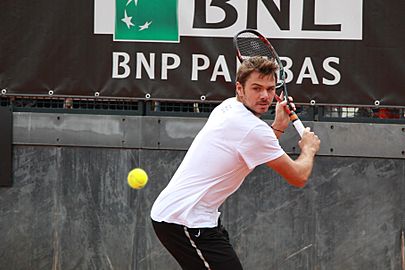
[233,29,305,137]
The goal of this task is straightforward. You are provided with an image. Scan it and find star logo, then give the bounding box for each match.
[121,10,134,29]
[126,0,138,6]
[139,21,152,31]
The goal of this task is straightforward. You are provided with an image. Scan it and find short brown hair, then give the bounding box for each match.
[236,56,279,87]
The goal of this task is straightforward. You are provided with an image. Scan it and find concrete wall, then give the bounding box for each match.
[1,113,404,269]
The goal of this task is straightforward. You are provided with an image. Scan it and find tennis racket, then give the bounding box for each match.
[233,29,305,137]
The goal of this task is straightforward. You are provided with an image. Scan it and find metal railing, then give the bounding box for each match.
[1,96,404,123]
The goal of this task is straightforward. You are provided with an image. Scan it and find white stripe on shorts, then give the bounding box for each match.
[183,227,211,270]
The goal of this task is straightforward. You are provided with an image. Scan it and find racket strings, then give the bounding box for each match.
[236,34,275,61]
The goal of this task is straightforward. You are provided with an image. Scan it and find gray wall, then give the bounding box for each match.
[1,113,404,269]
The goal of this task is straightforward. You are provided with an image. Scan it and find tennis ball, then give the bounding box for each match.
[127,168,148,189]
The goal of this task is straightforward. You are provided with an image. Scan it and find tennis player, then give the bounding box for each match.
[150,56,320,269]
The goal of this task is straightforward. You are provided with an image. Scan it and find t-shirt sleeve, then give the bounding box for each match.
[237,124,285,170]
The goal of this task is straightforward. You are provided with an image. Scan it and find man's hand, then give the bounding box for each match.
[299,127,321,155]
[272,93,295,135]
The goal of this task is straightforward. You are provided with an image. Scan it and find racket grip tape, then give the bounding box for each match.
[292,118,305,138]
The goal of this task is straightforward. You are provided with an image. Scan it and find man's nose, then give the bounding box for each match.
[260,89,270,99]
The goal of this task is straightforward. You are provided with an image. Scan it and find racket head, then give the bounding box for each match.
[233,29,288,97]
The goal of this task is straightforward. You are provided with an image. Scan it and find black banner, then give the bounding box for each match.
[0,0,404,106]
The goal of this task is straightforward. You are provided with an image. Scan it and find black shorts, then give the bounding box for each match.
[151,219,243,270]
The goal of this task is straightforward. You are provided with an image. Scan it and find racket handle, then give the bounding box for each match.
[274,95,305,137]
[292,117,305,138]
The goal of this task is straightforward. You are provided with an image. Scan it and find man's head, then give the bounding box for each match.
[236,56,279,116]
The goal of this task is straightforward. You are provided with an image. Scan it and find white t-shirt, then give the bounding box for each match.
[150,97,285,228]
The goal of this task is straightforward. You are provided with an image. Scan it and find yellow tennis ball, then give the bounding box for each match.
[127,168,148,189]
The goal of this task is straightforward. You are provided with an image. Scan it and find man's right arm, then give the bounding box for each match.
[266,128,320,188]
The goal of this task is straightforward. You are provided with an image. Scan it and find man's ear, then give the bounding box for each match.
[236,82,243,97]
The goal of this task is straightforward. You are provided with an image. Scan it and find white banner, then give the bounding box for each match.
[95,0,363,40]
